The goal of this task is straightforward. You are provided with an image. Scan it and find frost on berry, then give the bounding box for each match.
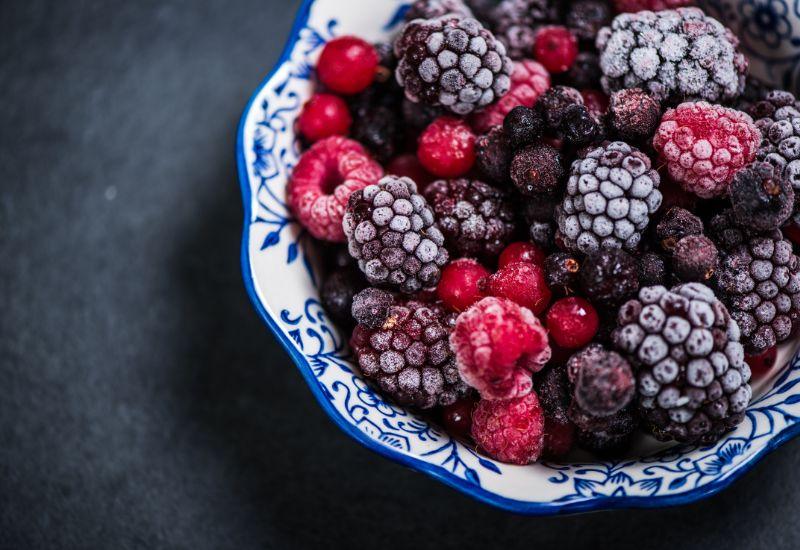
[471,392,545,464]
[451,296,551,400]
[653,102,760,198]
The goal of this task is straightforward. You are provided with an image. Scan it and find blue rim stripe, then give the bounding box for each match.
[235,0,800,515]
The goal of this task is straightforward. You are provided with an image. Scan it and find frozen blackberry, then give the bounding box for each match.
[579,248,640,307]
[567,52,602,89]
[639,252,668,287]
[394,14,513,115]
[351,287,396,329]
[730,162,794,231]
[405,0,474,21]
[567,344,635,417]
[321,268,368,327]
[545,252,581,295]
[712,222,800,353]
[613,283,752,444]
[751,92,800,195]
[488,0,559,59]
[424,178,516,259]
[510,143,564,196]
[344,175,449,294]
[559,104,604,146]
[672,235,718,283]
[597,8,747,104]
[350,300,469,409]
[503,105,544,149]
[535,85,584,131]
[556,141,662,254]
[566,0,611,43]
[655,206,703,252]
[475,126,512,184]
[607,88,660,142]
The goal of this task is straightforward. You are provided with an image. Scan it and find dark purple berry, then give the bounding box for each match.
[638,252,668,286]
[321,269,367,326]
[503,105,544,149]
[559,103,602,146]
[475,126,512,184]
[656,206,704,252]
[510,143,564,195]
[544,252,581,295]
[351,287,395,328]
[608,88,660,142]
[672,235,718,282]
[730,162,794,231]
[579,248,639,307]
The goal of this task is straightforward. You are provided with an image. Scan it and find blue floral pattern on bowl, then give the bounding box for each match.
[237,0,800,514]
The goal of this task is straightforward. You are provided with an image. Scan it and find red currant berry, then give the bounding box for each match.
[386,153,435,189]
[437,258,490,312]
[498,241,546,269]
[417,116,476,178]
[441,395,478,438]
[746,346,778,379]
[482,262,552,315]
[543,417,574,458]
[298,93,352,142]
[533,26,578,74]
[546,297,599,349]
[580,89,609,118]
[317,36,378,95]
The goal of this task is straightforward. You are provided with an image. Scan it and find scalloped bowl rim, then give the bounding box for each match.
[236,0,800,514]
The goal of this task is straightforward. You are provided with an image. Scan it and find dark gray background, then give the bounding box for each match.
[1,1,799,548]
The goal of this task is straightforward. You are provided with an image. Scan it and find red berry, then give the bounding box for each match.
[437,258,490,312]
[543,417,574,458]
[471,393,545,465]
[441,395,478,438]
[546,297,599,349]
[533,26,578,74]
[298,93,352,142]
[418,116,476,178]
[580,89,609,118]
[482,262,552,315]
[386,153,435,189]
[317,36,378,95]
[746,346,778,378]
[498,241,546,268]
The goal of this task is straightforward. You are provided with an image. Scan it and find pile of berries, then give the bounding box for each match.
[284,0,800,466]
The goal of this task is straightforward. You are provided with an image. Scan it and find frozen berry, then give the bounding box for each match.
[437,258,490,312]
[607,88,660,142]
[544,252,581,295]
[451,296,551,400]
[471,59,552,133]
[510,143,563,195]
[566,0,611,43]
[535,85,584,130]
[546,296,599,349]
[533,364,571,425]
[672,235,718,282]
[440,394,478,438]
[288,136,383,242]
[533,26,578,74]
[503,105,545,149]
[471,393,545,465]
[298,93,353,142]
[569,53,602,89]
[543,417,575,457]
[579,249,640,307]
[482,262,552,314]
[499,241,546,268]
[653,102,761,199]
[418,117,476,178]
[581,89,609,118]
[559,104,603,146]
[405,0,474,20]
[317,36,379,95]
[746,346,778,378]
[475,127,512,184]
[639,252,668,286]
[569,344,635,417]
[730,162,795,231]
[351,287,396,328]
[386,154,434,189]
[321,268,367,326]
[655,206,704,252]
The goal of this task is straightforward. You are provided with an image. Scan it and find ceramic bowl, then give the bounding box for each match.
[237,0,800,514]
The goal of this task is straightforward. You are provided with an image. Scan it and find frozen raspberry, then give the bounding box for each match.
[543,417,575,457]
[351,287,396,329]
[746,346,778,378]
[471,60,551,134]
[471,393,545,464]
[298,93,353,142]
[440,395,478,438]
[386,154,435,189]
[424,178,516,259]
[418,117,477,178]
[482,262,552,314]
[510,143,564,195]
[503,105,545,149]
[579,248,640,307]
[288,136,383,242]
[533,26,578,74]
[655,206,703,252]
[653,102,760,199]
[498,241,546,268]
[730,162,794,231]
[568,343,635,417]
[451,296,551,400]
[544,252,581,295]
[405,0,474,20]
[607,89,660,142]
[546,296,599,349]
[566,0,611,43]
[317,36,379,95]
[437,258,490,312]
[320,268,367,327]
[612,0,694,12]
[672,235,718,283]
[475,126,512,185]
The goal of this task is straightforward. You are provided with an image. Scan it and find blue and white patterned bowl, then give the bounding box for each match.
[237,0,800,514]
